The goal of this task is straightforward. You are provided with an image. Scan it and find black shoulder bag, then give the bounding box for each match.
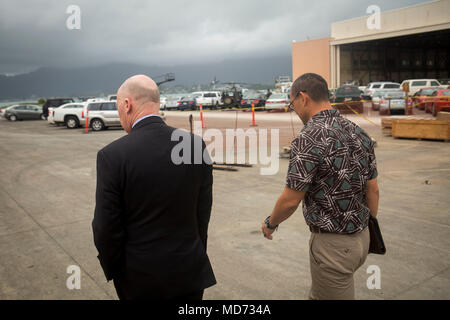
[368,215,386,255]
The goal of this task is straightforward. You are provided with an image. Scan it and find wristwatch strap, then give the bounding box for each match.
[265,216,278,230]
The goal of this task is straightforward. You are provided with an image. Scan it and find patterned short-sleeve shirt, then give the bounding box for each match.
[286,109,378,234]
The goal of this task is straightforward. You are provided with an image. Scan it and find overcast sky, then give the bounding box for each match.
[0,0,429,75]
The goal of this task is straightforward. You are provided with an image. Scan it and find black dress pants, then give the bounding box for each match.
[113,277,204,301]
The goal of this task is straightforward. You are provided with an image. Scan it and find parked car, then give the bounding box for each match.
[178,96,197,111]
[50,102,86,128]
[334,85,362,103]
[264,92,289,111]
[424,89,450,116]
[371,90,389,111]
[240,90,267,110]
[333,85,364,114]
[363,82,401,99]
[192,91,222,109]
[379,91,406,115]
[412,88,438,110]
[400,79,445,96]
[81,100,121,131]
[165,96,183,110]
[159,96,168,110]
[42,98,74,119]
[437,79,450,88]
[4,104,45,121]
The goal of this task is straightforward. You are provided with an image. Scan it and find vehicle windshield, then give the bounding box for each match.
[243,91,262,99]
[336,86,360,95]
[269,93,287,100]
[385,92,405,99]
[421,89,435,96]
[373,91,388,97]
[383,83,400,89]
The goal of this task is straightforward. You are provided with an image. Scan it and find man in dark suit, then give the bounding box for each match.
[92,75,216,300]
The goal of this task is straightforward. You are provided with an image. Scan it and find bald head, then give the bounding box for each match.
[116,74,161,133]
[118,74,160,106]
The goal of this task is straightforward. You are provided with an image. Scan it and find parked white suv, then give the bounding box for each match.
[192,91,222,109]
[50,102,86,128]
[81,100,121,131]
[363,82,401,99]
[400,79,445,96]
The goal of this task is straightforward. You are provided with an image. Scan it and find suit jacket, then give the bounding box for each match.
[92,116,216,299]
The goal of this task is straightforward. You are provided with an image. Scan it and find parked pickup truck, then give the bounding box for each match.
[50,102,86,128]
[192,91,222,109]
[400,79,446,96]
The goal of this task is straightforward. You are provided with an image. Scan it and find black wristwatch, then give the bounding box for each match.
[264,216,278,230]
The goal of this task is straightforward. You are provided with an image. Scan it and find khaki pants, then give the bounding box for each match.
[308,227,369,300]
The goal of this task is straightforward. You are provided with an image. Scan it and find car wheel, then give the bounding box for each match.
[65,116,79,129]
[9,114,17,121]
[40,113,46,120]
[91,119,104,131]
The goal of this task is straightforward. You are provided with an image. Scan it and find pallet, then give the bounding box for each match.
[437,112,450,121]
[391,118,450,142]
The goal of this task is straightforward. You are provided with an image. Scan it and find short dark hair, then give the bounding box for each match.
[291,73,329,102]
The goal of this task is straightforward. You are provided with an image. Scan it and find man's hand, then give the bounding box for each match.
[261,222,275,240]
[260,187,306,241]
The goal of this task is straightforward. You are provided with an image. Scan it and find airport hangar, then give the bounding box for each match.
[291,0,450,89]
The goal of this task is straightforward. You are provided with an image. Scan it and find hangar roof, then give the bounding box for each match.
[330,0,450,45]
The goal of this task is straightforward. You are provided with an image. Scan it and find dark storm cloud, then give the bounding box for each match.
[0,0,429,74]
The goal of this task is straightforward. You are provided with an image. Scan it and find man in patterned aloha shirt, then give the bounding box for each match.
[261,73,380,300]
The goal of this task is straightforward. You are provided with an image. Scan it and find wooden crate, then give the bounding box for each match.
[381,116,426,135]
[381,118,394,136]
[392,118,450,141]
[437,112,450,121]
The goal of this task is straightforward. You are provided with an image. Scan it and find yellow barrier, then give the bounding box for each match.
[174,100,380,127]
[411,96,450,109]
[175,100,372,113]
[338,103,380,126]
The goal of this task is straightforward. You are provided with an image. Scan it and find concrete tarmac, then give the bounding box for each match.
[0,109,449,299]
